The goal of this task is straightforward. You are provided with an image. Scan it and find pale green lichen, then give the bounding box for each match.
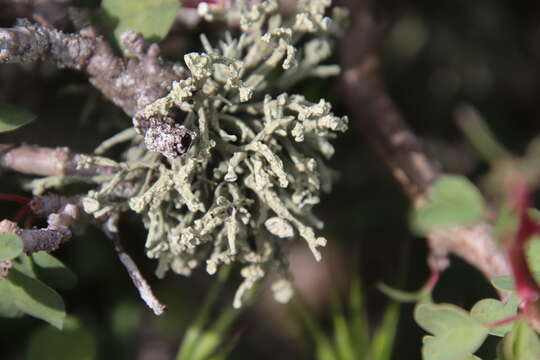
[30,0,348,307]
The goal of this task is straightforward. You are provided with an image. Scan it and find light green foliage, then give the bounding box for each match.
[75,0,348,306]
[411,175,486,235]
[0,280,21,318]
[26,318,97,360]
[6,267,65,329]
[499,320,540,360]
[414,303,489,360]
[0,254,71,328]
[378,281,433,303]
[31,252,78,290]
[470,295,518,337]
[0,102,36,132]
[0,233,23,261]
[176,266,244,360]
[294,277,400,360]
[99,0,179,47]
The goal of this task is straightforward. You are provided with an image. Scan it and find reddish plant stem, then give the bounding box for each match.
[424,270,440,292]
[0,193,30,204]
[508,179,540,307]
[13,204,30,224]
[489,314,523,329]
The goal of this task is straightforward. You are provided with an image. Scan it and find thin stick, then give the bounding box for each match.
[105,228,166,315]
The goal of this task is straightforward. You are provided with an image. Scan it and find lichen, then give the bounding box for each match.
[33,0,349,307]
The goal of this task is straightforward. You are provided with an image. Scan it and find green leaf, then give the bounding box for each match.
[99,0,180,50]
[292,295,339,360]
[0,233,24,261]
[189,308,241,360]
[377,282,431,303]
[411,175,485,235]
[177,266,232,360]
[6,268,66,329]
[470,295,519,337]
[349,277,370,357]
[31,252,77,290]
[26,318,97,360]
[371,301,400,360]
[0,280,23,318]
[330,293,355,360]
[500,320,540,360]
[492,276,515,292]
[0,102,36,132]
[414,303,489,360]
[491,271,540,293]
[11,253,37,279]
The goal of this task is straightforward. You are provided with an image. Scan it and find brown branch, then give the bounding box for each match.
[0,193,166,314]
[0,194,80,253]
[338,1,511,281]
[0,19,195,158]
[0,143,118,177]
[0,20,183,116]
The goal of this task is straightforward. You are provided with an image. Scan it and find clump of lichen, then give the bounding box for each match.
[66,0,348,307]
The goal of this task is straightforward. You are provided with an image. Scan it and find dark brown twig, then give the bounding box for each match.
[338,0,511,281]
[0,20,184,116]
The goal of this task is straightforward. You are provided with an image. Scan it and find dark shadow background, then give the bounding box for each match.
[1,0,539,358]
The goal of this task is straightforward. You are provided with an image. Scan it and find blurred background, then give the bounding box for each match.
[2,0,540,358]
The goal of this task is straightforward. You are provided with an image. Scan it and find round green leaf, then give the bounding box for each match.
[26,318,97,360]
[6,268,65,329]
[491,275,515,292]
[32,252,77,290]
[411,175,485,235]
[415,303,489,360]
[0,233,24,261]
[0,102,36,132]
[470,295,518,337]
[99,0,180,50]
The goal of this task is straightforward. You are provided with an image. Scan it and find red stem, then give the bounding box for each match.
[13,204,29,224]
[489,313,522,328]
[0,193,31,204]
[508,180,540,306]
[424,270,440,292]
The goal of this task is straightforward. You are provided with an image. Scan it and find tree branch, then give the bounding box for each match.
[338,1,511,281]
[0,194,80,253]
[0,19,184,116]
[0,143,119,177]
[0,193,166,314]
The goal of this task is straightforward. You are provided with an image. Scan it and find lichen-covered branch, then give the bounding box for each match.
[0,0,349,309]
[0,19,184,117]
[0,193,165,314]
[338,0,511,281]
[0,144,119,177]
